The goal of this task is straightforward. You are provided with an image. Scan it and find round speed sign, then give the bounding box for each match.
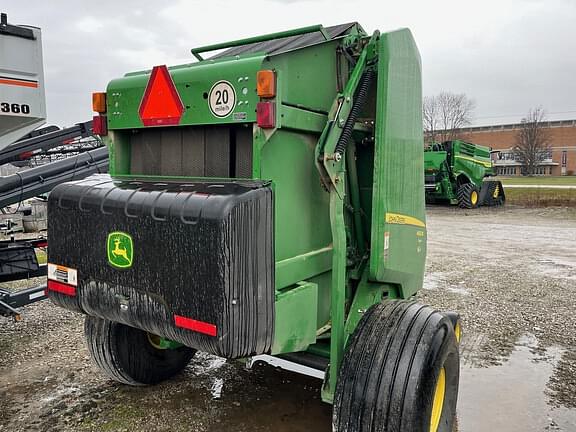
[208,81,236,118]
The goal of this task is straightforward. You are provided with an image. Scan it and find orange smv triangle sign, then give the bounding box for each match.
[138,65,184,126]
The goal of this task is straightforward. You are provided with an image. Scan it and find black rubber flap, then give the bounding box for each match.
[48,174,274,358]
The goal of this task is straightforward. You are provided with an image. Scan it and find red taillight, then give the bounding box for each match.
[47,280,76,296]
[256,102,275,129]
[174,314,217,337]
[92,115,107,136]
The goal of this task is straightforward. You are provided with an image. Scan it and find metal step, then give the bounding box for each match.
[247,352,328,380]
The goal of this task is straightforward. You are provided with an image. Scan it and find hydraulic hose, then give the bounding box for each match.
[334,68,375,157]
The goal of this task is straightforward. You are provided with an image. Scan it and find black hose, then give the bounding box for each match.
[334,69,375,156]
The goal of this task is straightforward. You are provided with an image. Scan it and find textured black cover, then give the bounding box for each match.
[48,174,274,358]
[211,23,358,59]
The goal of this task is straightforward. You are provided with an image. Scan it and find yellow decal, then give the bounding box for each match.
[455,155,493,168]
[385,213,426,228]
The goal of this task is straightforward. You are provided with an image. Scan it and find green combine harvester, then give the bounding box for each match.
[424,140,505,208]
[47,23,461,431]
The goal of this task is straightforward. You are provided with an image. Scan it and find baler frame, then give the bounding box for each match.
[47,23,461,431]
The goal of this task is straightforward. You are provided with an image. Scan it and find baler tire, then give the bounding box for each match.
[84,315,196,386]
[457,183,479,208]
[333,300,459,432]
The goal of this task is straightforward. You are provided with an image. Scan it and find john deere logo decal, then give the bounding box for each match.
[107,232,133,269]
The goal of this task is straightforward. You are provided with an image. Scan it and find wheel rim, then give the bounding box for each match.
[430,367,446,432]
[493,184,500,198]
[147,333,166,350]
[454,321,462,343]
[470,190,478,205]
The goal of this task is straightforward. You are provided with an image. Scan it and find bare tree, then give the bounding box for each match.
[513,107,551,176]
[423,92,475,144]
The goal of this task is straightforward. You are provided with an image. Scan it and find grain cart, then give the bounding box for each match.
[47,24,460,431]
[424,140,505,208]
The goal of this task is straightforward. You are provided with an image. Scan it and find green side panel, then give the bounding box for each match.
[106,55,265,129]
[453,157,486,185]
[451,140,495,184]
[259,130,332,263]
[272,281,318,354]
[265,40,341,113]
[369,29,426,298]
[423,151,447,171]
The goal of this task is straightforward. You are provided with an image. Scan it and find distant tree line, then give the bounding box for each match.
[423,92,551,176]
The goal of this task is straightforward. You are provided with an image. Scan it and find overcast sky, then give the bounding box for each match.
[3,0,575,127]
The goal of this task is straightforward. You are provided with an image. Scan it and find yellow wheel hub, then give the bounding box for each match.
[454,322,462,343]
[147,333,165,349]
[493,185,500,198]
[430,367,446,432]
[471,190,478,206]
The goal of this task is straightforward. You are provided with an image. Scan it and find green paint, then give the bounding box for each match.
[424,140,496,203]
[106,55,265,130]
[272,282,318,354]
[97,24,426,405]
[106,231,133,269]
[368,29,426,299]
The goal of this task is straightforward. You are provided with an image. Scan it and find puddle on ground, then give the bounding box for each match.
[446,285,470,296]
[424,272,444,290]
[457,334,576,431]
[536,257,576,281]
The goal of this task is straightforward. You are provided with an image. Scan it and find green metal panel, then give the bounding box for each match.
[451,140,495,184]
[259,129,332,262]
[106,55,265,130]
[265,40,342,114]
[271,281,318,354]
[424,151,447,171]
[369,29,426,298]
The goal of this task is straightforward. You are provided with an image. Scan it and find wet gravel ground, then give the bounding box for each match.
[1,206,575,431]
[419,206,576,409]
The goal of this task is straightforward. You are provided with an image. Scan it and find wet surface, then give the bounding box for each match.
[1,206,576,431]
[458,334,576,431]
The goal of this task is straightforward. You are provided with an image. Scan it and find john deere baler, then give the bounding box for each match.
[47,24,460,431]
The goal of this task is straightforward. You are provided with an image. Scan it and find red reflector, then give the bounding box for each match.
[47,280,76,296]
[139,65,184,126]
[174,315,217,337]
[256,101,275,129]
[92,115,108,136]
[19,151,34,160]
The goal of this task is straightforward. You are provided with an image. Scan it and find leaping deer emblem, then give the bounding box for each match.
[112,238,130,262]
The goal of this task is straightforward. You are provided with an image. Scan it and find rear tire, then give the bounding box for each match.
[457,183,479,208]
[333,300,459,432]
[84,315,196,385]
[481,181,505,206]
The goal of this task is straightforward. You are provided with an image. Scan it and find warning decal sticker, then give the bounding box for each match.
[47,263,78,286]
[208,80,236,118]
